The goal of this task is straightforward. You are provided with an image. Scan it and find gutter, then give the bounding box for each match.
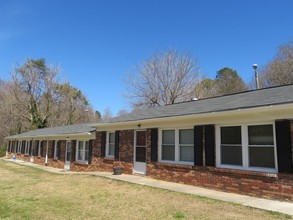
[5,130,95,141]
[91,103,293,128]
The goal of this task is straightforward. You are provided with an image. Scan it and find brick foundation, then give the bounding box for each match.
[147,162,293,201]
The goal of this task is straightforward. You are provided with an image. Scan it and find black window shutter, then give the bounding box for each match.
[88,140,93,164]
[205,125,215,166]
[52,141,55,158]
[194,126,204,166]
[29,141,32,155]
[276,120,293,173]
[35,141,39,156]
[71,140,76,162]
[151,128,158,162]
[101,131,106,157]
[114,131,120,160]
[57,141,61,159]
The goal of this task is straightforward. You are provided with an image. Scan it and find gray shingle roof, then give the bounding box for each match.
[107,84,293,123]
[6,122,96,140]
[6,84,293,140]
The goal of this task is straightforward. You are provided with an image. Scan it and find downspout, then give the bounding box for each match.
[45,140,48,166]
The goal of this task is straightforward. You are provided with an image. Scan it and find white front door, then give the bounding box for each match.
[64,141,71,170]
[133,130,147,175]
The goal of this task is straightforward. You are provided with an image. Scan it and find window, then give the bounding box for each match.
[25,141,30,154]
[17,141,21,153]
[106,132,115,157]
[162,130,175,161]
[53,140,60,160]
[76,141,89,162]
[248,125,275,168]
[179,129,194,162]
[160,128,194,164]
[220,126,242,166]
[217,123,276,171]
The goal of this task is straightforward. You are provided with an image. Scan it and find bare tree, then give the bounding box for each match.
[125,49,200,108]
[51,82,95,125]
[116,109,129,117]
[260,40,293,87]
[10,58,59,129]
[102,107,113,121]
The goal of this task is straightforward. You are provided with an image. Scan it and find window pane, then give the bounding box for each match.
[136,146,146,162]
[85,150,89,161]
[78,141,83,150]
[162,145,175,161]
[180,145,194,162]
[179,129,194,144]
[221,126,241,144]
[248,125,274,145]
[78,141,83,160]
[249,147,275,168]
[109,143,115,156]
[162,130,175,144]
[136,131,146,146]
[221,145,242,166]
[85,141,89,151]
[109,133,115,143]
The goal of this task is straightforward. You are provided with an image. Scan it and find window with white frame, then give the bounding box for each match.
[217,123,276,171]
[17,141,22,153]
[160,128,194,164]
[106,132,115,157]
[76,140,89,162]
[25,141,30,154]
[53,140,59,160]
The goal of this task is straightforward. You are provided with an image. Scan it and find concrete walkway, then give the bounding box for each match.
[3,158,293,216]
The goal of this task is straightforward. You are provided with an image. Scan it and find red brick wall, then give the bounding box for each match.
[146,129,152,164]
[147,163,293,201]
[70,130,134,174]
[119,130,134,163]
[93,131,102,157]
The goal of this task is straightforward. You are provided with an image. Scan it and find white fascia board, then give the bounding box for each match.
[94,103,293,130]
[5,131,96,141]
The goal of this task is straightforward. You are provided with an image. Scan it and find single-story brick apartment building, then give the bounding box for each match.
[5,84,293,201]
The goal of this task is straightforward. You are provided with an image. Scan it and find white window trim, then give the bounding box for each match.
[53,140,59,160]
[106,131,115,158]
[158,128,194,166]
[25,141,30,154]
[75,140,89,163]
[216,122,278,173]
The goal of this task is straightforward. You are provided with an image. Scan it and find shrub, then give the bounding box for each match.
[0,146,7,157]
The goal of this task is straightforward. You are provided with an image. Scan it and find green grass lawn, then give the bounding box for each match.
[0,159,292,220]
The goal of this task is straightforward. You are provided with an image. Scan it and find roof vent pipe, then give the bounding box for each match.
[253,64,260,89]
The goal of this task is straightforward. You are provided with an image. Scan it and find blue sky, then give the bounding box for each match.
[1,0,293,116]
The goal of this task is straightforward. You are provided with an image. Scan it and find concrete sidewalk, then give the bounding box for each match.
[3,158,293,216]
